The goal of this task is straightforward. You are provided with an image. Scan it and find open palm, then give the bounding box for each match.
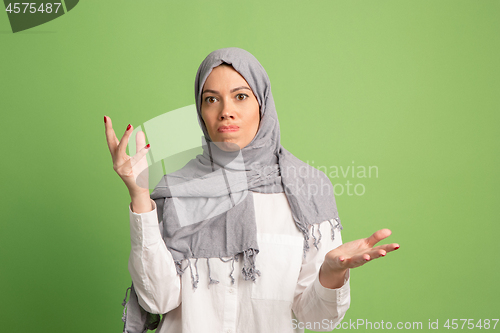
[324,229,400,272]
[104,116,150,194]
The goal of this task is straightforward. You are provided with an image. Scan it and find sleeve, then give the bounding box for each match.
[128,199,182,314]
[291,219,350,331]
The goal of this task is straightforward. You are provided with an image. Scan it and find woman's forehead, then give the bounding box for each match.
[203,64,253,91]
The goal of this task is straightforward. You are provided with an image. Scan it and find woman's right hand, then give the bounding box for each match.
[104,115,151,196]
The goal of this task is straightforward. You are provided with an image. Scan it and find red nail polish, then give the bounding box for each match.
[127,124,131,131]
[395,245,400,250]
[146,144,150,149]
[104,116,107,123]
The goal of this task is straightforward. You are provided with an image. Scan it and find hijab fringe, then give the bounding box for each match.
[121,284,160,332]
[328,217,343,241]
[194,258,200,288]
[121,286,131,323]
[171,219,342,290]
[241,248,261,282]
[174,260,188,276]
[187,259,200,290]
[220,255,237,285]
[207,258,220,286]
[230,256,236,285]
[317,223,323,245]
[311,224,319,250]
[299,218,343,259]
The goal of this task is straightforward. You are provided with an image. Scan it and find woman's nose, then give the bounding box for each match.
[219,102,235,120]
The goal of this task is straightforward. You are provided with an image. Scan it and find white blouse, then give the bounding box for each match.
[128,192,350,333]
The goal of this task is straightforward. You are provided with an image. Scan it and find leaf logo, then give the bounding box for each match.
[3,0,79,33]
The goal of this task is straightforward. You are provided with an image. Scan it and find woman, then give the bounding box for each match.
[104,48,399,333]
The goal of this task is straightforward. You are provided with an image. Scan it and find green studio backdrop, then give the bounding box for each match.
[0,1,498,332]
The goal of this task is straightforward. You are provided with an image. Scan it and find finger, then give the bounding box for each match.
[344,253,370,267]
[132,143,151,189]
[333,256,347,270]
[372,242,399,253]
[383,243,400,253]
[365,248,387,260]
[130,142,151,168]
[104,116,120,153]
[366,228,392,247]
[117,123,134,157]
[135,130,146,155]
[367,243,401,260]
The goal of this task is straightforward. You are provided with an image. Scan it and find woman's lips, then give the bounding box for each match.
[218,125,239,132]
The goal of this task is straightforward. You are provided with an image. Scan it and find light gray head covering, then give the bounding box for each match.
[122,47,342,332]
[194,47,279,154]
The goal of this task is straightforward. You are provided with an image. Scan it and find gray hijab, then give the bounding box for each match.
[122,47,342,332]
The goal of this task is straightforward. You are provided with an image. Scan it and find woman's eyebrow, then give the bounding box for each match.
[230,86,251,93]
[202,86,251,95]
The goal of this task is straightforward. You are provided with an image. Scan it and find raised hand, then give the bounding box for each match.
[319,229,400,288]
[104,115,151,196]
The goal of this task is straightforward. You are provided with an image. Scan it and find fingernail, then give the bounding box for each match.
[395,245,400,250]
[127,124,131,131]
[145,144,150,149]
[104,116,107,123]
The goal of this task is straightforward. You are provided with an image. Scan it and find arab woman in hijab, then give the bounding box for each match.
[104,47,400,333]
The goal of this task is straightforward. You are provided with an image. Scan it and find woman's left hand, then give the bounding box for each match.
[319,229,400,288]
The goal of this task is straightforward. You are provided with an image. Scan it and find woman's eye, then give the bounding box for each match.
[236,94,248,101]
[205,96,218,103]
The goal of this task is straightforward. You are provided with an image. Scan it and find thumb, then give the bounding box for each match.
[366,229,392,247]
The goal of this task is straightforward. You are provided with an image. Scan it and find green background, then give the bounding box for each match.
[1,0,498,332]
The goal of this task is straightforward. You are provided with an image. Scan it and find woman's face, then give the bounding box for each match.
[201,64,260,151]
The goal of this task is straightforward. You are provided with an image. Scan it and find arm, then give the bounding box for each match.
[128,198,181,314]
[104,118,181,313]
[292,220,350,331]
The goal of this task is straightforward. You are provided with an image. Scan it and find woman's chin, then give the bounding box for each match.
[213,141,241,152]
